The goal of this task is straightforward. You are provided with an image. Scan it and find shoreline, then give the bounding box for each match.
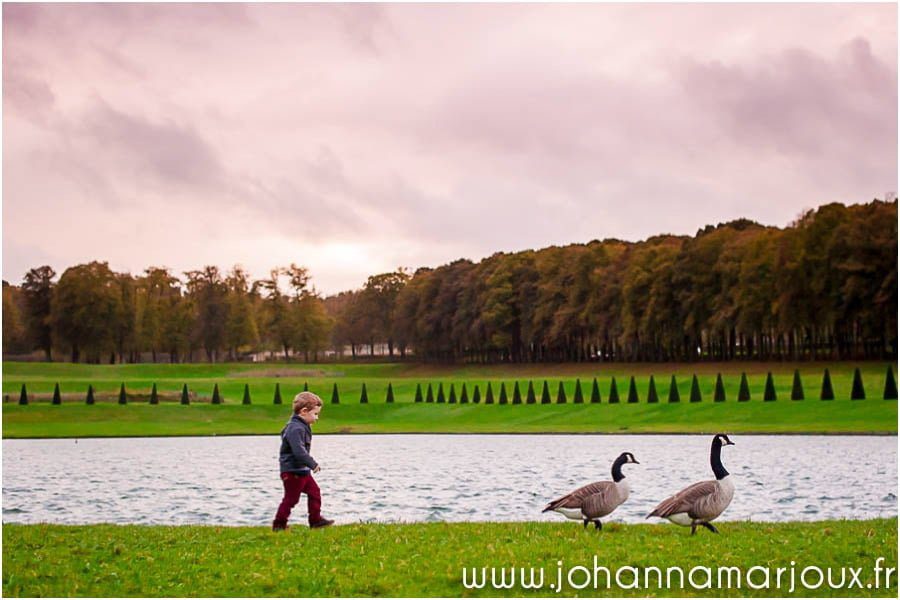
[4,430,898,440]
[4,515,898,526]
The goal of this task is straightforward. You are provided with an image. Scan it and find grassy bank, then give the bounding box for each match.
[2,399,897,438]
[3,361,896,437]
[4,361,896,403]
[3,519,896,597]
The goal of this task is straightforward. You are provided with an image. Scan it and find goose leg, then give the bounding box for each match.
[690,523,697,536]
[583,519,589,529]
[593,520,602,531]
[701,522,719,534]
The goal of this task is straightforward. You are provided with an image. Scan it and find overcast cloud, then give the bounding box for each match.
[3,3,896,294]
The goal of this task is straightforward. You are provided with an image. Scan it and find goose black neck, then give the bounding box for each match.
[611,455,627,482]
[710,439,729,480]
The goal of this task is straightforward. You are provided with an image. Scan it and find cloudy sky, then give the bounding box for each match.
[3,3,896,294]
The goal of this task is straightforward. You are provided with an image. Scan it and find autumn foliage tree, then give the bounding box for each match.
[3,200,895,364]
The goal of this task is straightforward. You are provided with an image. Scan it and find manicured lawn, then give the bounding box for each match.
[3,519,896,597]
[4,362,896,405]
[2,398,897,438]
[3,361,896,437]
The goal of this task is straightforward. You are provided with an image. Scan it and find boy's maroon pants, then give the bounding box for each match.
[273,472,322,527]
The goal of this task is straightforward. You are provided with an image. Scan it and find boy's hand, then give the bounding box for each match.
[313,466,321,473]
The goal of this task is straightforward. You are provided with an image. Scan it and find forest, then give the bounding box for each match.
[3,200,896,363]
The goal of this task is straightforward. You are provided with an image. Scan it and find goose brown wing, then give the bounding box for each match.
[543,481,609,512]
[580,482,620,519]
[648,480,718,518]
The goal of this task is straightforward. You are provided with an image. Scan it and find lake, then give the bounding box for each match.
[3,434,896,526]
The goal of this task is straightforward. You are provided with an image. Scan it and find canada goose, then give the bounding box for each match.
[542,452,639,530]
[647,433,735,534]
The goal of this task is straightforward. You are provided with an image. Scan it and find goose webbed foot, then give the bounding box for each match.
[593,520,602,531]
[701,522,719,534]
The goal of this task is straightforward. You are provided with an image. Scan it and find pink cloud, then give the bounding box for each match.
[2,3,896,293]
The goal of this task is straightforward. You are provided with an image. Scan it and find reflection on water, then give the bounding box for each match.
[3,434,897,526]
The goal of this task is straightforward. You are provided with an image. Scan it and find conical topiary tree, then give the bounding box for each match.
[526,381,536,404]
[608,377,620,404]
[820,369,834,400]
[181,384,190,405]
[436,383,446,403]
[647,376,659,403]
[590,378,601,403]
[627,377,639,403]
[211,383,222,405]
[556,381,567,404]
[274,383,283,404]
[330,383,339,404]
[414,383,424,403]
[86,384,95,405]
[573,379,584,404]
[851,368,865,400]
[460,383,469,404]
[52,383,62,405]
[668,375,680,403]
[512,382,522,404]
[738,373,751,402]
[448,383,457,404]
[714,374,725,403]
[498,382,508,405]
[118,383,128,405]
[485,382,494,404]
[360,383,368,404]
[540,381,551,404]
[19,383,28,405]
[386,383,395,403]
[303,381,309,392]
[242,383,251,405]
[150,383,160,405]
[791,370,804,401]
[472,384,481,404]
[763,372,776,401]
[426,383,434,403]
[690,375,702,403]
[884,366,897,400]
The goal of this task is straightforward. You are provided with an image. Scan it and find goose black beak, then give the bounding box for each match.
[726,440,735,446]
[632,458,641,464]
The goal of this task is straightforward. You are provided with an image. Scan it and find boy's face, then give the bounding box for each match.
[299,406,321,425]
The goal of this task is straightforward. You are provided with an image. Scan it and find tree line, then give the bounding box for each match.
[3,200,896,363]
[332,200,897,362]
[3,263,331,363]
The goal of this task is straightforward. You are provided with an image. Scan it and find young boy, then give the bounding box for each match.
[272,391,334,531]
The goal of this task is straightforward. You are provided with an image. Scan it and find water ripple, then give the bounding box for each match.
[2,434,897,526]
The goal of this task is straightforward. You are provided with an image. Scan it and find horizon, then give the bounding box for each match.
[3,3,897,295]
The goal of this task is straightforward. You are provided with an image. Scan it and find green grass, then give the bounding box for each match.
[2,399,897,438]
[3,519,896,597]
[4,361,896,402]
[3,361,896,437]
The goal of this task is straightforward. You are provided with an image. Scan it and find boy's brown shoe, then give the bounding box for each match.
[310,518,334,529]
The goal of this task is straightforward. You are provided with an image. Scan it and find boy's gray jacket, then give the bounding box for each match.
[279,415,318,474]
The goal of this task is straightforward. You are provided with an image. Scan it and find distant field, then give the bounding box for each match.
[3,360,896,402]
[3,519,897,597]
[3,362,896,437]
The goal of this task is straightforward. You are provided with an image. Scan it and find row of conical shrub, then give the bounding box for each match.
[403,367,895,405]
[12,367,897,405]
